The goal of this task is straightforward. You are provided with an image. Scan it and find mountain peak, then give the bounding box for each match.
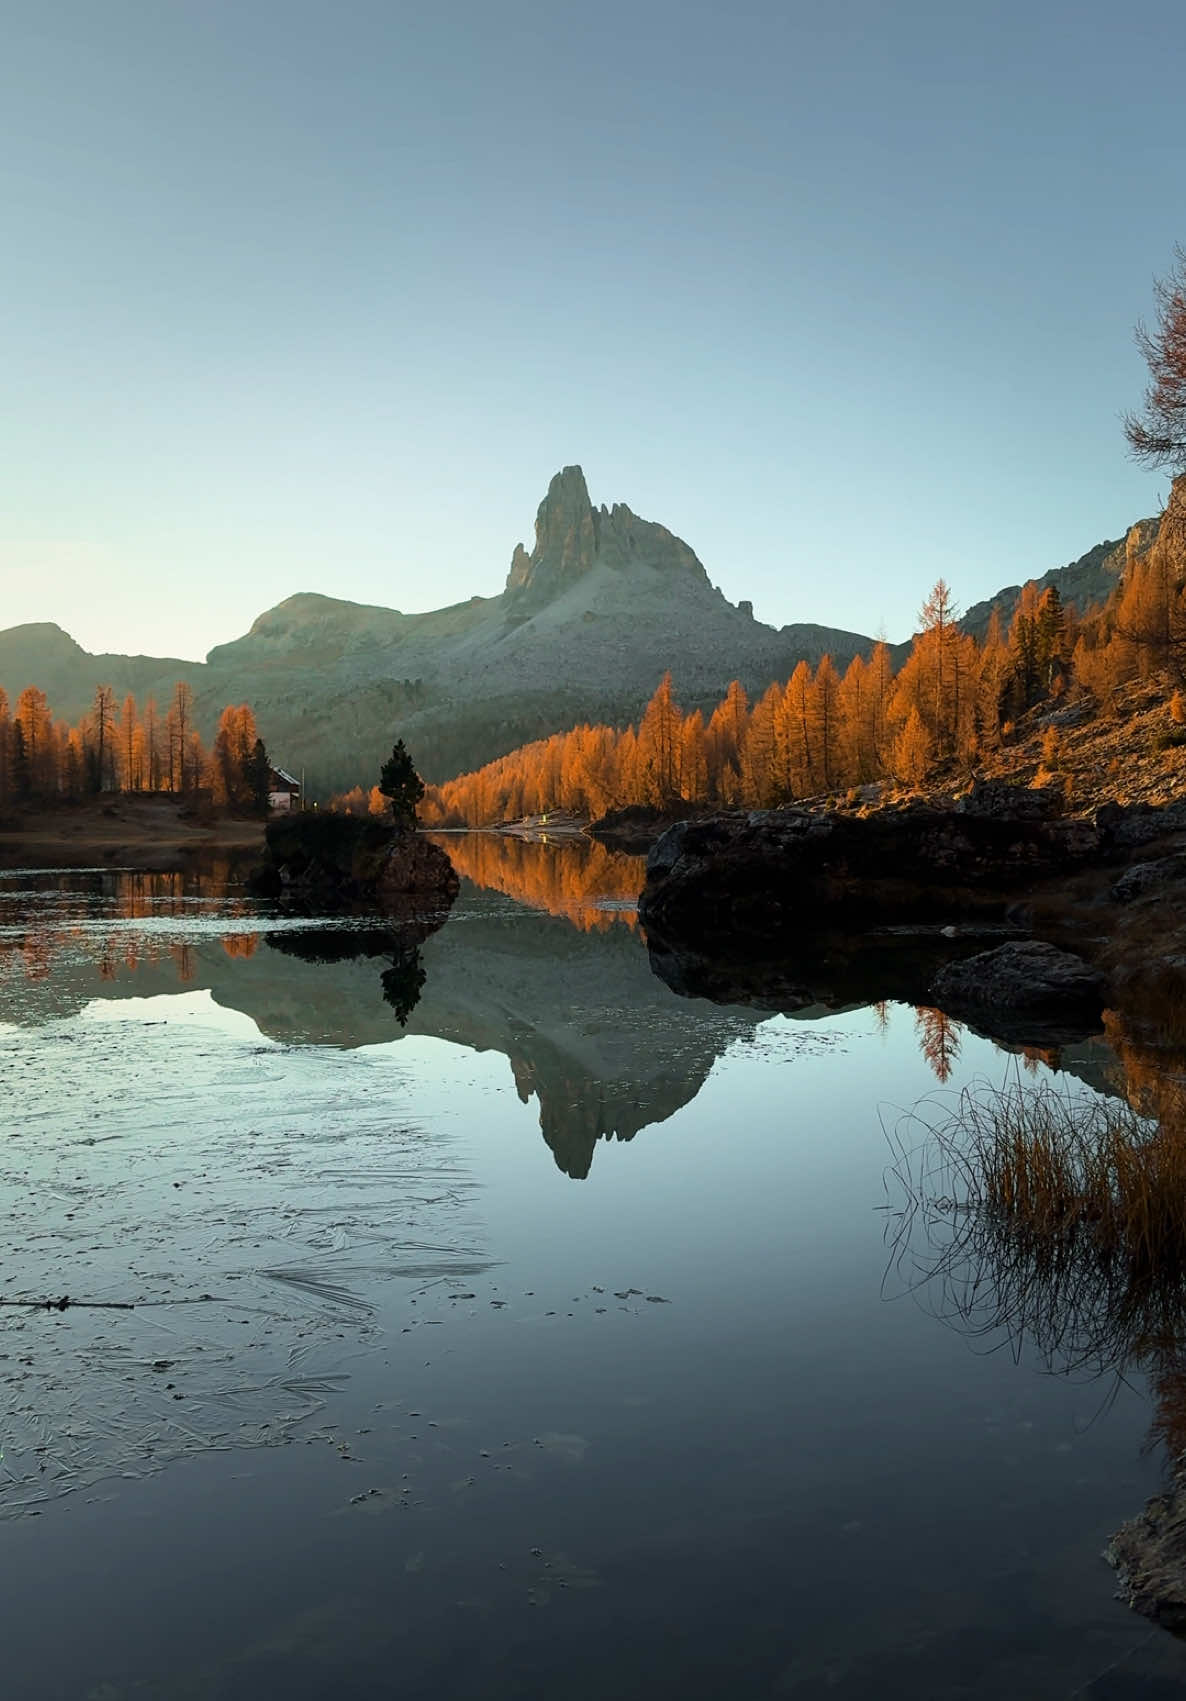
[505,466,596,601]
[0,621,86,664]
[504,466,709,604]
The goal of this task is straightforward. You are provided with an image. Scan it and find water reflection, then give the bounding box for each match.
[885,1055,1186,1627]
[268,927,429,1026]
[436,831,644,931]
[0,844,757,1179]
[12,840,1186,1673]
[1,839,1166,1190]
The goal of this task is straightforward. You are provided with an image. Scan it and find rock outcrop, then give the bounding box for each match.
[249,814,459,915]
[1109,1485,1186,1634]
[503,466,711,611]
[638,789,1102,948]
[930,941,1106,1044]
[961,517,1158,643]
[1111,852,1186,904]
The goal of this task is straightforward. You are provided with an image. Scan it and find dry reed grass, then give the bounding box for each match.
[885,1077,1186,1378]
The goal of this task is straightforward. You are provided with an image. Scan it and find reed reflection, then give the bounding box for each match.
[886,1042,1186,1629]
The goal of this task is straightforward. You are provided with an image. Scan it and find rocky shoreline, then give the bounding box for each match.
[638,781,1186,1050]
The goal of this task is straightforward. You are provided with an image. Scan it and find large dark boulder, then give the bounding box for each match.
[1095,799,1186,851]
[1110,852,1186,904]
[930,941,1106,1044]
[587,801,706,853]
[639,801,1101,949]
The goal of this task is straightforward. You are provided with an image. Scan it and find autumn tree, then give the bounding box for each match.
[740,683,780,806]
[143,697,162,791]
[705,680,749,804]
[168,682,195,793]
[89,684,116,793]
[778,662,814,796]
[866,638,896,770]
[118,694,140,791]
[15,687,54,796]
[809,655,843,791]
[1125,246,1186,476]
[636,673,683,805]
[838,655,871,784]
[11,720,30,798]
[975,610,1010,750]
[210,704,262,809]
[679,710,708,802]
[1112,538,1186,683]
[891,706,932,787]
[0,688,10,806]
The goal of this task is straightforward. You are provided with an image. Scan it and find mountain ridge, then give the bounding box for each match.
[0,466,1158,794]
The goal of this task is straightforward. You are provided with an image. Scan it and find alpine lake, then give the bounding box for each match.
[2,832,1186,1700]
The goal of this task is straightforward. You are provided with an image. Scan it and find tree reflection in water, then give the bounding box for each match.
[268,926,430,1027]
[438,831,645,931]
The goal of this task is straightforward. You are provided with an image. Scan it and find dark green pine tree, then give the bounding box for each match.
[248,738,272,815]
[378,739,425,827]
[11,720,30,799]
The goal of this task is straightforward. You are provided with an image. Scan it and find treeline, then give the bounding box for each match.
[421,532,1186,825]
[0,682,272,811]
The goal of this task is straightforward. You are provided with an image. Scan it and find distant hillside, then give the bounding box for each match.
[0,623,195,717]
[962,519,1159,641]
[0,467,1157,795]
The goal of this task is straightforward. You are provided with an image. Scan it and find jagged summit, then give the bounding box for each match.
[505,465,710,606]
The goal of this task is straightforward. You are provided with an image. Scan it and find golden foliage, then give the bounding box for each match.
[440,833,645,931]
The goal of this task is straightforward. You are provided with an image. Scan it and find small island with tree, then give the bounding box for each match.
[249,738,458,913]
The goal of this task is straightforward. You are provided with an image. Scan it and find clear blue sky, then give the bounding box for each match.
[1,0,1182,660]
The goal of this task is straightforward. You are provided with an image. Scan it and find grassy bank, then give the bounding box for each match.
[0,793,268,869]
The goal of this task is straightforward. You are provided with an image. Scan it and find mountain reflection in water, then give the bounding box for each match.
[0,843,759,1179]
[10,842,1186,1676]
[0,838,1161,1183]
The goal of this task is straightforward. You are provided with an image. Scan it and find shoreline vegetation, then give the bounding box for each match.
[0,792,269,869]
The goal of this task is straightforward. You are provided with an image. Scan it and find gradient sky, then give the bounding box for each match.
[2,0,1183,661]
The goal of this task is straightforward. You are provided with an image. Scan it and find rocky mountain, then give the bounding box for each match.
[0,622,195,718]
[962,518,1159,641]
[0,466,1159,795]
[0,467,871,793]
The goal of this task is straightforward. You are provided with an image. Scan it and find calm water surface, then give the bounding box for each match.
[1,840,1184,1699]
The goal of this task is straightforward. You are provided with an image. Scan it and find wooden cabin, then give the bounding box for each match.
[267,766,301,812]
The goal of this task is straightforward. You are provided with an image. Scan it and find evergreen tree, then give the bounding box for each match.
[11,720,30,799]
[379,739,426,826]
[249,738,272,814]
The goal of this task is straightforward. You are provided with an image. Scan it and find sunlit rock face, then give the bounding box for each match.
[503,464,710,609]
